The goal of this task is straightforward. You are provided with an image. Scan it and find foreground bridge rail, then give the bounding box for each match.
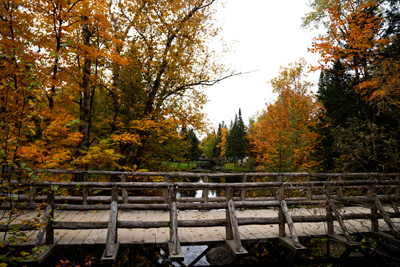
[1,171,400,265]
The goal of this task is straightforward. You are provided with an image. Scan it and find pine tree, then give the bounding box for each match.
[187,129,202,161]
[226,109,248,165]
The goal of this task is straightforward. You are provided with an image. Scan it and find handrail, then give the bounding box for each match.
[2,171,400,259]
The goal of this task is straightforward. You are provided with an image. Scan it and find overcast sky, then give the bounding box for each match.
[203,0,322,129]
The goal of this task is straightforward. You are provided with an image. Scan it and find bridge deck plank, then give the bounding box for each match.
[82,210,108,245]
[2,207,400,247]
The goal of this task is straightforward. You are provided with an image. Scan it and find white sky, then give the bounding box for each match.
[203,0,322,129]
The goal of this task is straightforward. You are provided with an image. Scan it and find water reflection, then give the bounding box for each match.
[176,176,242,198]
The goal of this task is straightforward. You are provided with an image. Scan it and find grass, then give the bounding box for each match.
[161,161,197,171]
[224,163,251,172]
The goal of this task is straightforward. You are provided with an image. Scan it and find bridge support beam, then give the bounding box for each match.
[102,187,120,263]
[226,187,247,256]
[168,184,184,261]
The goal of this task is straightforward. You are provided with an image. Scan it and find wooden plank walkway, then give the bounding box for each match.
[2,207,399,247]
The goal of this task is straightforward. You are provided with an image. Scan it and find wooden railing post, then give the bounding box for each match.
[226,186,234,240]
[277,175,286,237]
[225,186,246,254]
[326,193,352,243]
[30,170,37,205]
[337,175,344,199]
[369,183,379,232]
[280,200,302,248]
[46,189,54,245]
[326,184,334,235]
[168,184,182,258]
[374,197,400,239]
[306,174,312,200]
[83,172,89,205]
[240,175,247,210]
[202,175,209,204]
[164,175,169,203]
[121,174,128,204]
[103,185,119,261]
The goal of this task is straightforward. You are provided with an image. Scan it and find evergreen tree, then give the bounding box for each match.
[315,60,400,172]
[186,129,202,161]
[314,61,362,171]
[226,109,248,164]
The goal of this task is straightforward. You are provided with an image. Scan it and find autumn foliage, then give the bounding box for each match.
[0,0,223,172]
[305,0,400,172]
[248,59,322,172]
[309,0,399,107]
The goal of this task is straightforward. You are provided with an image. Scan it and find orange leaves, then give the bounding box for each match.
[310,0,388,73]
[248,60,322,172]
[1,0,222,171]
[308,0,400,108]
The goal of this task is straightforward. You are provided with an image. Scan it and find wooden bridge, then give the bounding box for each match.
[1,170,400,266]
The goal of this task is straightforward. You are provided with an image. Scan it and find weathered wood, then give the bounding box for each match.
[240,175,248,211]
[168,241,184,261]
[46,190,54,245]
[83,173,89,205]
[369,184,379,232]
[101,242,119,263]
[163,175,169,203]
[26,243,55,265]
[169,185,179,255]
[374,197,400,239]
[226,187,234,241]
[104,201,118,257]
[277,175,286,237]
[19,168,398,179]
[227,199,243,252]
[328,234,359,246]
[202,176,209,205]
[306,175,312,200]
[326,186,334,235]
[121,174,128,204]
[326,196,352,243]
[370,231,400,248]
[33,204,52,255]
[111,185,118,202]
[280,200,301,248]
[337,175,344,199]
[279,237,307,251]
[5,211,391,233]
[4,170,400,253]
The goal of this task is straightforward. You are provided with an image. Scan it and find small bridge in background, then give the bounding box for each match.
[1,170,400,266]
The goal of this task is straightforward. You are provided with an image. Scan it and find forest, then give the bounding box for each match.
[1,0,400,265]
[1,0,400,174]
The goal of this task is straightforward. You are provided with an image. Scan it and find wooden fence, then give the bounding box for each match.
[1,170,400,263]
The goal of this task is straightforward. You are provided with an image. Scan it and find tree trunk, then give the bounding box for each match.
[79,17,92,149]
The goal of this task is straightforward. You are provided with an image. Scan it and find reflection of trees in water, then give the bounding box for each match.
[177,175,244,198]
[179,189,197,197]
[179,177,199,198]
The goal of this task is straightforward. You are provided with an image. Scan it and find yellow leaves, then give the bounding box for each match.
[75,140,123,169]
[111,133,141,145]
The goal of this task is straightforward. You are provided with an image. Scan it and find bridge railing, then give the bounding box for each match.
[1,171,400,261]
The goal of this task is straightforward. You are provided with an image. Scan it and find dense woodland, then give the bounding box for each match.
[1,0,400,175]
[1,0,228,173]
